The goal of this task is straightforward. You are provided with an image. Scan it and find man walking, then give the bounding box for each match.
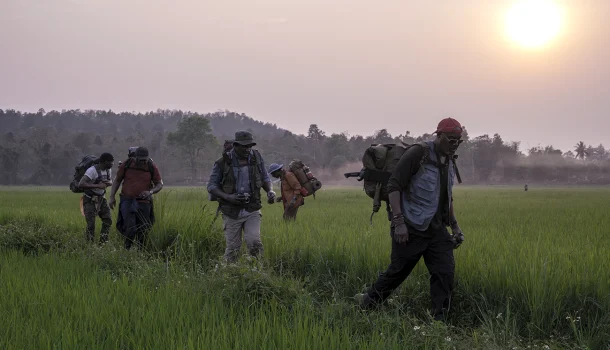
[109,147,163,250]
[78,152,115,244]
[268,163,308,221]
[359,118,466,321]
[207,131,277,263]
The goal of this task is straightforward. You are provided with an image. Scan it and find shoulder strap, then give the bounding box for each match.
[417,142,437,166]
[220,153,232,179]
[252,150,263,166]
[147,159,154,179]
[95,165,103,183]
[451,156,462,184]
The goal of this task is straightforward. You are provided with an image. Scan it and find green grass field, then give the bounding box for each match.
[1,186,609,349]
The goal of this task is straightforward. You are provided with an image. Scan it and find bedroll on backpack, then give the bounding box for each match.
[288,159,322,197]
[69,155,100,193]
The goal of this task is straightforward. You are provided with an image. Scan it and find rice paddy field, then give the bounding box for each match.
[0,186,609,349]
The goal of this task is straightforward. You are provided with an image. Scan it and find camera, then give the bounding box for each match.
[236,193,251,204]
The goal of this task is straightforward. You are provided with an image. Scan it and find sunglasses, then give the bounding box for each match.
[442,134,463,146]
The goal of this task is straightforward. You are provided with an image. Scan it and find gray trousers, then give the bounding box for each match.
[222,210,263,262]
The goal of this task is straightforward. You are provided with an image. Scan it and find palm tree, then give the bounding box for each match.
[574,141,588,160]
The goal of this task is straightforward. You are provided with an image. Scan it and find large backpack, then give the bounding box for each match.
[123,157,155,186]
[358,141,462,223]
[69,155,100,193]
[287,159,322,197]
[360,142,426,220]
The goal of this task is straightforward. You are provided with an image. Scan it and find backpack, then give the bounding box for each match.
[123,157,155,186]
[287,159,322,197]
[359,141,462,223]
[69,155,100,193]
[360,142,426,218]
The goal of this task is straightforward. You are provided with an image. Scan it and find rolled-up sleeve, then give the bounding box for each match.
[206,162,222,192]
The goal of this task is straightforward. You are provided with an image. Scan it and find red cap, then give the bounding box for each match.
[435,118,463,134]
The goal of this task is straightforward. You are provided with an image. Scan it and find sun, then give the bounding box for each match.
[504,0,563,49]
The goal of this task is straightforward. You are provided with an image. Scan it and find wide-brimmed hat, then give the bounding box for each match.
[268,163,284,174]
[233,131,256,146]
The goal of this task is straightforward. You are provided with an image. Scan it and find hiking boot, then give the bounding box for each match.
[432,308,448,322]
[355,293,376,310]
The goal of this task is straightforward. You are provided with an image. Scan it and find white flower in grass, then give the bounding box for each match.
[445,337,452,342]
[413,326,420,331]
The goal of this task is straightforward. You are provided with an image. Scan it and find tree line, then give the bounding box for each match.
[1,108,609,186]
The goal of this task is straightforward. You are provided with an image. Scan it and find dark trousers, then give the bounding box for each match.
[283,204,300,221]
[83,196,112,244]
[119,200,152,250]
[366,226,455,318]
[282,197,303,221]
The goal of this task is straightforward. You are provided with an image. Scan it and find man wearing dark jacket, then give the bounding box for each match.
[109,147,163,250]
[207,131,276,263]
[359,118,466,321]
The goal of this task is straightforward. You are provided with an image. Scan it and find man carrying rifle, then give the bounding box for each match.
[207,131,277,263]
[358,118,466,322]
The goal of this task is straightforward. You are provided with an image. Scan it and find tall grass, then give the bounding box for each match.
[1,186,609,349]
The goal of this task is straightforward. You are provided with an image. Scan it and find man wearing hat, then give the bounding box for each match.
[109,146,164,250]
[358,118,466,321]
[207,131,277,262]
[268,163,308,221]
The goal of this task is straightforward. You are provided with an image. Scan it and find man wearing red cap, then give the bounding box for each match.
[359,117,465,321]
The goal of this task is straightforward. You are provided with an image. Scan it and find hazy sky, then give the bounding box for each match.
[1,0,609,152]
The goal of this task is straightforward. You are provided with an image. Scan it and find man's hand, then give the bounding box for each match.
[267,190,277,204]
[393,222,409,244]
[223,193,243,205]
[391,215,408,244]
[138,191,152,200]
[451,225,465,249]
[108,197,116,210]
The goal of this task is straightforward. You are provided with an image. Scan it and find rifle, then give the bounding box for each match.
[344,169,365,180]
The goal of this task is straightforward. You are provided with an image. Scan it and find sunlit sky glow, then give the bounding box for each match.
[1,0,608,152]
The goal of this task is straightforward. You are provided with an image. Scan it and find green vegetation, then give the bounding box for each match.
[1,187,609,349]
